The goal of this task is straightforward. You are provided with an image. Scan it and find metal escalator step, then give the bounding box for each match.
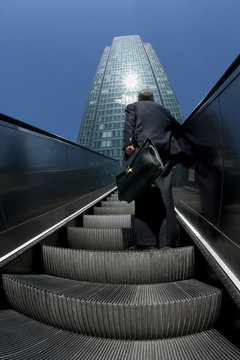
[83,214,134,228]
[43,245,194,283]
[101,201,133,207]
[1,310,239,360]
[3,274,222,340]
[106,195,119,200]
[67,227,133,250]
[106,197,122,201]
[93,206,135,215]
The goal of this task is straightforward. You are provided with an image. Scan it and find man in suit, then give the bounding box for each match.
[123,89,182,249]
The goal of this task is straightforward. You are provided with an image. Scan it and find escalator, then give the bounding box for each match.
[1,56,240,359]
[0,190,240,359]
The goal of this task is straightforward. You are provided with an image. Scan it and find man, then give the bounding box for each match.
[123,89,182,249]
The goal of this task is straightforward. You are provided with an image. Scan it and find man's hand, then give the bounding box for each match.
[125,145,136,157]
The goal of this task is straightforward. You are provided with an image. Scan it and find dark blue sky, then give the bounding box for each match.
[1,0,239,142]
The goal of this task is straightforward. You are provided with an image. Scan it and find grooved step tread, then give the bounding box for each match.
[43,245,195,283]
[83,214,134,228]
[106,197,122,201]
[101,201,133,207]
[1,310,239,360]
[67,227,133,250]
[3,274,222,340]
[93,206,135,215]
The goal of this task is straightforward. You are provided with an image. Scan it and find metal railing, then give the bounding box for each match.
[173,55,240,299]
[0,113,120,266]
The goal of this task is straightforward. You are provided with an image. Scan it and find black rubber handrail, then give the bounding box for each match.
[0,112,119,162]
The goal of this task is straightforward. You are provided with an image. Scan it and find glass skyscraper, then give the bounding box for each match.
[77,35,184,160]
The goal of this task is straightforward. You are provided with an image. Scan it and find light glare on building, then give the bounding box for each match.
[77,35,184,160]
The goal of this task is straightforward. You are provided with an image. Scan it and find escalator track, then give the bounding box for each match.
[0,192,239,359]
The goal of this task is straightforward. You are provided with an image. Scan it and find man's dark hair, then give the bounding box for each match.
[138,89,154,101]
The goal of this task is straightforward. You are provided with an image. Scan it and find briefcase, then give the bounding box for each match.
[116,139,163,203]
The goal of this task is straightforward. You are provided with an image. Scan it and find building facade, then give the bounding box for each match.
[77,35,184,160]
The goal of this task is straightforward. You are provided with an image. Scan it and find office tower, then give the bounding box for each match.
[77,35,184,160]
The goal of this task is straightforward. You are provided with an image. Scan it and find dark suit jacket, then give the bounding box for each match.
[123,101,182,159]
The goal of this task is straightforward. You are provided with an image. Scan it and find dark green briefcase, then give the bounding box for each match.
[116,139,163,203]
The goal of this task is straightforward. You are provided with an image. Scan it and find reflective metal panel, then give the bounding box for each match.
[0,115,120,261]
[174,98,223,226]
[218,74,240,245]
[173,56,240,292]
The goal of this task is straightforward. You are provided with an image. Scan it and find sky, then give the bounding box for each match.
[0,0,239,143]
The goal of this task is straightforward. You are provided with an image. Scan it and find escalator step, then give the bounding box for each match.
[3,274,222,340]
[101,201,133,207]
[1,310,239,360]
[83,214,134,228]
[67,227,133,250]
[93,207,135,215]
[43,245,194,283]
[106,197,122,201]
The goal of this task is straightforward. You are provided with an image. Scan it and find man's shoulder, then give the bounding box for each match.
[125,102,137,110]
[127,101,171,117]
[136,101,167,111]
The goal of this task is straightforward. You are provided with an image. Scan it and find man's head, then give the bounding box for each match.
[138,89,154,102]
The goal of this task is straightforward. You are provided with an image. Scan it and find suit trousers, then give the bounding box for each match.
[134,170,179,248]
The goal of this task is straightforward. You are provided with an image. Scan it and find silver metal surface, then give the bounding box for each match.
[0,115,120,263]
[173,56,240,288]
